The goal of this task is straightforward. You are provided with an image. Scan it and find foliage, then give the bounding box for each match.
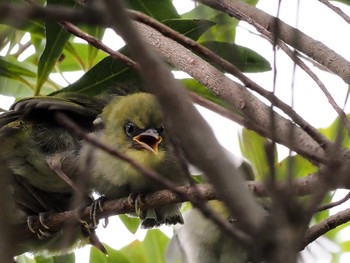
[1,0,350,262]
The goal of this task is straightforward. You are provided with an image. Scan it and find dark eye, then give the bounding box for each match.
[157,126,164,135]
[125,122,136,137]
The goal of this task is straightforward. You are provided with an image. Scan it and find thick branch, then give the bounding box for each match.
[198,0,350,85]
[132,21,327,164]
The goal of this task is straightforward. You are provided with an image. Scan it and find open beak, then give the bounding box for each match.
[133,128,162,154]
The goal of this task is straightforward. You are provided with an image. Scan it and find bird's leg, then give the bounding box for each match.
[128,192,147,219]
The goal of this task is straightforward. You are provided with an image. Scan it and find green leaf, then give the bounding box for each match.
[200,41,271,73]
[275,155,317,180]
[15,254,36,263]
[163,19,215,40]
[142,229,170,263]
[34,253,75,263]
[127,0,180,20]
[119,240,147,263]
[90,246,109,263]
[239,128,277,179]
[55,55,143,96]
[332,0,350,5]
[35,0,74,95]
[119,214,141,234]
[0,57,36,78]
[59,42,108,72]
[319,114,350,149]
[180,78,230,107]
[183,5,238,42]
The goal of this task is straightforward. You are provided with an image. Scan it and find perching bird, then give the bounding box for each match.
[165,201,249,263]
[84,92,189,228]
[0,93,107,256]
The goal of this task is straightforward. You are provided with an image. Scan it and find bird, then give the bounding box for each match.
[0,93,107,256]
[165,200,249,263]
[84,92,189,228]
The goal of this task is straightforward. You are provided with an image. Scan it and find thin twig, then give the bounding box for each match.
[319,0,350,24]
[317,191,350,212]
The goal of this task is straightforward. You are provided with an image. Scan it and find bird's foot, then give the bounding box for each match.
[87,195,107,229]
[128,192,146,219]
[27,213,53,240]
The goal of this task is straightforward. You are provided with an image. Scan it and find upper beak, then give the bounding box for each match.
[133,128,162,154]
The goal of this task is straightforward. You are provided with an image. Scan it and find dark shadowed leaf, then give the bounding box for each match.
[201,41,271,72]
[54,56,143,96]
[126,0,179,20]
[163,19,215,40]
[35,0,74,95]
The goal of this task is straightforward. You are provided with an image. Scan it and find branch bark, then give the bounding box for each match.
[198,0,350,85]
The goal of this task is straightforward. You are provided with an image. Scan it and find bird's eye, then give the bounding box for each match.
[125,122,136,137]
[157,126,164,135]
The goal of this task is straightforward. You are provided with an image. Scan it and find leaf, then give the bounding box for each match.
[55,56,143,96]
[35,0,74,95]
[119,214,141,234]
[180,78,229,107]
[127,0,180,20]
[119,240,147,263]
[142,229,170,263]
[163,19,215,40]
[200,41,271,73]
[90,246,109,263]
[34,253,75,263]
[275,155,317,180]
[319,114,350,148]
[90,245,131,263]
[0,57,36,78]
[239,128,277,179]
[59,42,108,72]
[183,5,238,42]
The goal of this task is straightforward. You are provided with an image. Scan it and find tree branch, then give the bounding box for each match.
[198,0,350,85]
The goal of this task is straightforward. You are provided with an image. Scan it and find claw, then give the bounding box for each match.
[39,213,50,230]
[89,196,106,228]
[37,229,51,240]
[27,216,36,234]
[27,214,53,240]
[128,192,146,218]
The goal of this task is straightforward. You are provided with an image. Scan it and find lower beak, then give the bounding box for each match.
[133,129,162,154]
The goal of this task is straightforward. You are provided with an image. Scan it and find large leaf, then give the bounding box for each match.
[90,245,131,263]
[127,0,180,20]
[163,19,215,41]
[319,114,350,148]
[275,155,317,180]
[201,41,271,73]
[59,42,108,72]
[55,55,143,96]
[142,229,170,263]
[181,78,230,107]
[239,128,277,179]
[35,0,74,95]
[0,57,36,79]
[34,253,75,263]
[183,5,238,42]
[119,214,141,234]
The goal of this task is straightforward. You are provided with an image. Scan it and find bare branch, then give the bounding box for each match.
[198,0,350,85]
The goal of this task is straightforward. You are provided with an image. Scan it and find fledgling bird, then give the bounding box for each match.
[0,93,107,256]
[84,93,189,228]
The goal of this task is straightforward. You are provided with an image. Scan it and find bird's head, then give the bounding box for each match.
[99,93,166,159]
